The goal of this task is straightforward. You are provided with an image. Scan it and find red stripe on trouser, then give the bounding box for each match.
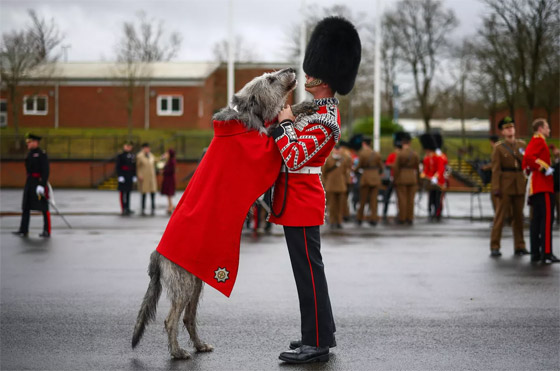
[545,194,551,254]
[46,211,51,234]
[303,227,319,347]
[120,192,124,211]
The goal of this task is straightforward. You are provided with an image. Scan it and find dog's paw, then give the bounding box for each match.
[195,343,214,353]
[291,101,319,116]
[170,348,192,360]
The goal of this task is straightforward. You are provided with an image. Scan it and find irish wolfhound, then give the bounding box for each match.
[131,68,317,359]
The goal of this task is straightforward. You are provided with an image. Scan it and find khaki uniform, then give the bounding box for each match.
[356,147,383,223]
[340,148,354,219]
[490,139,527,252]
[322,152,349,225]
[393,147,420,223]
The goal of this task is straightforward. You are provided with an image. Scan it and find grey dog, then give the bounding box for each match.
[131,68,317,359]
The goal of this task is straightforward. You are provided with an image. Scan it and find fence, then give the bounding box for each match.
[0,133,213,161]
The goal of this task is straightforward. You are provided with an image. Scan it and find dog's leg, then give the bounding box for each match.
[183,277,214,352]
[165,295,191,359]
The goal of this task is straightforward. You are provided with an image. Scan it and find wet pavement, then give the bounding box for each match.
[1,189,559,371]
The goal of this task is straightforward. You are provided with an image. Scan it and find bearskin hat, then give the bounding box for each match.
[303,16,362,95]
[393,131,405,148]
[419,133,437,151]
[348,134,363,151]
[432,133,443,149]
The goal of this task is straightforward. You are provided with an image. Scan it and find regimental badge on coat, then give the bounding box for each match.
[214,267,230,283]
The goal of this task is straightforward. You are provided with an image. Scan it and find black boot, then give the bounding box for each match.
[12,231,28,237]
[279,345,329,364]
[490,250,502,258]
[543,254,560,263]
[39,231,50,238]
[290,336,336,350]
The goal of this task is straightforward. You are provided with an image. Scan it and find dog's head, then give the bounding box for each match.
[230,68,297,125]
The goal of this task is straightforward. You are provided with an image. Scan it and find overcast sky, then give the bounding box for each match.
[0,0,489,63]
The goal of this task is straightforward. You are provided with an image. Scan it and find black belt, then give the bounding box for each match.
[501,167,522,172]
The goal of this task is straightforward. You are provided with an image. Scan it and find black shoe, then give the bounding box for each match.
[514,249,530,256]
[12,231,28,237]
[368,221,377,226]
[543,254,560,263]
[279,345,329,364]
[39,231,50,238]
[530,255,542,263]
[356,220,362,226]
[406,220,413,225]
[336,223,343,229]
[289,337,336,350]
[490,250,502,257]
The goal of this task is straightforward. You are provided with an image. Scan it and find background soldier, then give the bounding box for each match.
[433,133,448,219]
[116,141,136,216]
[13,133,51,238]
[489,117,528,257]
[356,137,383,226]
[522,119,558,263]
[392,132,419,225]
[419,134,445,221]
[322,145,349,229]
[382,133,403,222]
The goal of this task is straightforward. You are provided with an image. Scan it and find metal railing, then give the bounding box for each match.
[0,133,213,161]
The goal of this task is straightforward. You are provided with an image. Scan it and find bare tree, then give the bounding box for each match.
[115,11,182,138]
[384,0,458,131]
[483,0,560,125]
[0,10,63,138]
[450,40,474,144]
[212,35,259,63]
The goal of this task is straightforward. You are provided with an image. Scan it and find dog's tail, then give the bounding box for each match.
[132,250,162,348]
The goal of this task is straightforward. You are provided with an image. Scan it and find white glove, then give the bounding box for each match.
[36,185,45,196]
[132,176,138,183]
[545,167,554,176]
[117,176,125,183]
[431,176,438,185]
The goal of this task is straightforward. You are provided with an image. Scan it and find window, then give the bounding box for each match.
[23,95,48,115]
[157,95,183,116]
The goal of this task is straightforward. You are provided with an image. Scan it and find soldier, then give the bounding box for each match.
[12,133,51,238]
[116,141,136,216]
[433,133,448,219]
[522,118,558,263]
[419,134,445,221]
[338,141,354,222]
[356,137,383,226]
[269,17,360,364]
[382,133,403,222]
[322,145,349,229]
[392,132,419,225]
[489,117,529,257]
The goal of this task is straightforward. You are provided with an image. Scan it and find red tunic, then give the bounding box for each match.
[156,120,282,297]
[269,99,341,226]
[385,151,397,176]
[522,133,554,195]
[422,154,445,187]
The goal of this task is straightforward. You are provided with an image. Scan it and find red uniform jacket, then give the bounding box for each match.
[269,98,341,226]
[522,133,554,195]
[421,154,445,187]
[385,152,397,177]
[156,120,282,297]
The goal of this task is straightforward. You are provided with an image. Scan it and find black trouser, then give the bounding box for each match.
[141,193,155,211]
[428,189,442,218]
[530,192,555,258]
[383,182,394,217]
[120,191,131,212]
[19,208,50,234]
[283,226,335,348]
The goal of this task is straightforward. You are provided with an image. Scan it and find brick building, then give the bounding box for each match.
[0,61,293,130]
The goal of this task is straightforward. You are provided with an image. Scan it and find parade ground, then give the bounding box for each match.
[1,189,559,371]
